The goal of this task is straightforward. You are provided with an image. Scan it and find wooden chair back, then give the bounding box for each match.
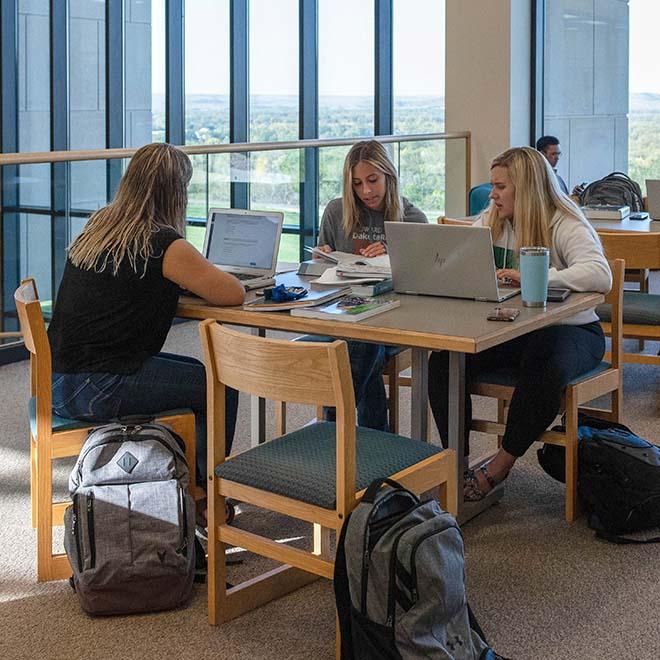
[598,231,660,270]
[199,321,358,511]
[605,259,624,370]
[436,216,475,226]
[14,278,52,421]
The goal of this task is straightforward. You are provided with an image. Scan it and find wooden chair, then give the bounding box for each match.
[275,343,412,436]
[468,259,624,522]
[15,278,197,582]
[199,321,457,640]
[598,232,660,365]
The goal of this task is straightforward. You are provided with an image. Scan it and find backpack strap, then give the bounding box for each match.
[333,514,355,660]
[595,529,660,545]
[362,478,409,504]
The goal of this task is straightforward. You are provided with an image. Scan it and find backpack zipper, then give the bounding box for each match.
[360,489,417,616]
[409,527,452,602]
[385,501,428,626]
[86,493,96,569]
[176,486,188,556]
[73,496,83,573]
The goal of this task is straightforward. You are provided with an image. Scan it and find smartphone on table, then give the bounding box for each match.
[487,307,520,322]
[547,288,571,302]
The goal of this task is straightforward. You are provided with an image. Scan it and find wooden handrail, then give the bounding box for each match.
[0,132,471,166]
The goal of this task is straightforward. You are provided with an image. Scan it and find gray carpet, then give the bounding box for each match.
[1,322,659,660]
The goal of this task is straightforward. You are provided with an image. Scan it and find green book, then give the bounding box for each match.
[290,295,400,323]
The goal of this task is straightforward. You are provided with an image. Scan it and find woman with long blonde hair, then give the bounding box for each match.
[315,140,427,430]
[428,146,611,500]
[48,143,245,501]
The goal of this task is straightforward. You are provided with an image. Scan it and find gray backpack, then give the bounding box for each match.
[334,478,504,660]
[580,171,644,212]
[63,422,195,615]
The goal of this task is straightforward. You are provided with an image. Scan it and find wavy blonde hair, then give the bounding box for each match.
[484,146,585,252]
[341,140,403,236]
[68,142,192,275]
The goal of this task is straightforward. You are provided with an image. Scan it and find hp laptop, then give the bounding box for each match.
[203,208,284,290]
[645,180,660,220]
[384,222,520,302]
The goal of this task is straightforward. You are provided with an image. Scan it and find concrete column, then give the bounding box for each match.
[444,0,531,216]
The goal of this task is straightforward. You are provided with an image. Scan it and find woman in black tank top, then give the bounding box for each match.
[48,143,245,494]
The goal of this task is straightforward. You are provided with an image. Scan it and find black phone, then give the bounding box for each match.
[629,212,648,220]
[547,288,570,302]
[487,307,520,322]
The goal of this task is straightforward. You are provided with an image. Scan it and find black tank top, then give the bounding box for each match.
[48,228,182,374]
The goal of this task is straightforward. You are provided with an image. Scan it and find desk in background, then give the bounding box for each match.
[178,275,603,522]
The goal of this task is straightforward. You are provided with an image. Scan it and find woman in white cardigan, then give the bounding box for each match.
[428,146,612,501]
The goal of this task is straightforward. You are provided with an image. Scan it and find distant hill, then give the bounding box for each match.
[630,93,660,113]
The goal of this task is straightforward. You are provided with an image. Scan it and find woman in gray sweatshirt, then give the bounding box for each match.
[316,140,427,430]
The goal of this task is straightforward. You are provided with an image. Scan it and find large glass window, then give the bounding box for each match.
[17,0,51,208]
[318,0,374,138]
[543,1,628,192]
[629,0,660,193]
[124,0,161,146]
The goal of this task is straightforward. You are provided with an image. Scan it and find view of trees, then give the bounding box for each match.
[166,92,660,259]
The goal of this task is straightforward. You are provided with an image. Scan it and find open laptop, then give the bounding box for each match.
[384,222,520,302]
[202,208,284,290]
[645,180,660,220]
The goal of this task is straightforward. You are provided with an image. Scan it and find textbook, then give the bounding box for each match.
[242,285,348,312]
[350,279,394,296]
[311,266,389,288]
[290,295,400,323]
[582,205,630,220]
[304,246,391,269]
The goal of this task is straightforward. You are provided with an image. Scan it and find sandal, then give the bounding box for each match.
[463,462,505,502]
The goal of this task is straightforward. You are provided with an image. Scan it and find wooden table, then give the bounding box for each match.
[178,276,603,521]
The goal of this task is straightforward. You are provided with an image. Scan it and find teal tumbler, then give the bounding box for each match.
[520,246,550,308]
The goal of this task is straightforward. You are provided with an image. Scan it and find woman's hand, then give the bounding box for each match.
[314,244,333,259]
[496,268,521,286]
[359,241,387,257]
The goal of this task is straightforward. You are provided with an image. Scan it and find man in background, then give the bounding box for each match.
[536,135,569,195]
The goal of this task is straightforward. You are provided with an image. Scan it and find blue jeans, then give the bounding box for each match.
[306,338,388,431]
[52,352,238,486]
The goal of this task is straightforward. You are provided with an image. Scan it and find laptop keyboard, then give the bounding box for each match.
[235,273,259,281]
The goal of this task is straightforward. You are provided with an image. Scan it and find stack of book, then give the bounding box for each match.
[290,294,400,323]
[304,248,392,290]
[582,205,630,220]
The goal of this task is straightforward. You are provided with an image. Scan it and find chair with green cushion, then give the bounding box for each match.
[468,259,624,523]
[15,278,197,582]
[199,320,456,645]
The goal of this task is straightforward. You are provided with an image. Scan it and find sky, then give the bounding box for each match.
[153,0,656,97]
[154,0,445,97]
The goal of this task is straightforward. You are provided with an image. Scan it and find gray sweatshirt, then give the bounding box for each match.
[317,196,428,253]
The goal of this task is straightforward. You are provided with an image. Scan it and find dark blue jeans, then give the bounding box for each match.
[428,322,605,457]
[306,338,389,431]
[52,352,238,485]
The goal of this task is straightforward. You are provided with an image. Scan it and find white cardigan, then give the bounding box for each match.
[475,211,612,326]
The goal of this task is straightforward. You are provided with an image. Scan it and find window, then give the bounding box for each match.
[318,0,374,138]
[629,0,660,193]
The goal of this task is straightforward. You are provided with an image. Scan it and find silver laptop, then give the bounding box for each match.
[384,222,520,302]
[203,208,284,290]
[645,179,660,220]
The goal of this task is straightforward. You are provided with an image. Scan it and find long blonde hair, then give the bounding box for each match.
[68,142,192,275]
[341,140,403,236]
[484,146,585,252]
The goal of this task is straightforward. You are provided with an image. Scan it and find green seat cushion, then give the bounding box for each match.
[597,292,660,326]
[472,361,611,389]
[215,421,443,509]
[29,397,192,437]
[29,397,91,436]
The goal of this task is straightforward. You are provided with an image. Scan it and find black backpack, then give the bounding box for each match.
[538,415,660,544]
[579,171,644,212]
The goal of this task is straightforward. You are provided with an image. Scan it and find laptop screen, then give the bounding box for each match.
[204,209,283,272]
